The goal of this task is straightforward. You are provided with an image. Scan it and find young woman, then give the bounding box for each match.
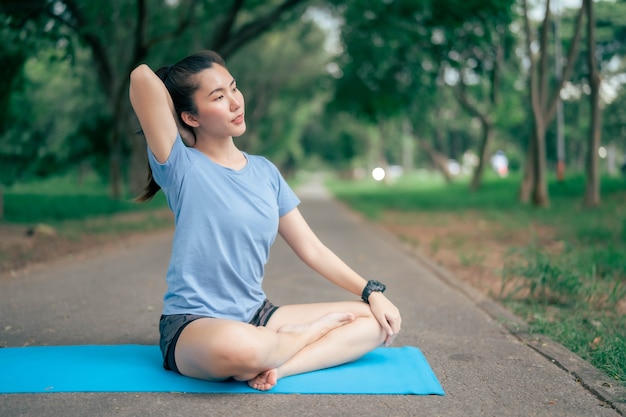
[129,50,401,391]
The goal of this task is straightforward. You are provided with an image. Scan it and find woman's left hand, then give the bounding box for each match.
[367,292,402,347]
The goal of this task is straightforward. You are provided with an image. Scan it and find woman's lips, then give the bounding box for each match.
[232,114,244,124]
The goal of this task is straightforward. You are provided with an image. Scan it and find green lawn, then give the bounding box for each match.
[2,173,167,223]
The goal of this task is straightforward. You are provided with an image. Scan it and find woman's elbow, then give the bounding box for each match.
[130,64,151,80]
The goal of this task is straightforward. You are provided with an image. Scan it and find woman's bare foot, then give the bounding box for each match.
[247,368,278,391]
[246,312,354,391]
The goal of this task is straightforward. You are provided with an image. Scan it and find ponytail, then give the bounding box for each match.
[135,165,160,203]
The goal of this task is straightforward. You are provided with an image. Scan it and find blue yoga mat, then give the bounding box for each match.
[0,345,444,395]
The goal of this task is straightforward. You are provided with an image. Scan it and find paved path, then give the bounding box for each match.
[1,180,624,417]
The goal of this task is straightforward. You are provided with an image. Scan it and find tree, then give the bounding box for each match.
[519,0,584,207]
[0,26,27,220]
[583,0,601,207]
[438,17,515,189]
[547,1,626,179]
[330,0,517,182]
[0,0,311,198]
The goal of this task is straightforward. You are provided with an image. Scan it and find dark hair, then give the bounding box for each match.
[136,50,226,202]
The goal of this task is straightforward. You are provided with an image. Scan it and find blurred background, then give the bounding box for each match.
[1,0,625,212]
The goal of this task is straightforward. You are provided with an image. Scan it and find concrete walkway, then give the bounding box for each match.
[1,180,624,417]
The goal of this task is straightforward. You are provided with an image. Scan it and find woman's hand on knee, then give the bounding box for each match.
[367,292,402,347]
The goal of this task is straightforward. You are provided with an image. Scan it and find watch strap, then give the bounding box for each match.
[361,280,386,304]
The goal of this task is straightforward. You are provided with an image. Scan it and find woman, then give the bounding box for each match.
[129,50,401,391]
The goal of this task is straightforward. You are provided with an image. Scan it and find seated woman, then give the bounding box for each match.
[129,50,401,391]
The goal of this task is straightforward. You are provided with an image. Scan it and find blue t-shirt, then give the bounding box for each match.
[148,134,301,321]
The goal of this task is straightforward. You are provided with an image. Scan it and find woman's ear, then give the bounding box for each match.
[181,111,200,128]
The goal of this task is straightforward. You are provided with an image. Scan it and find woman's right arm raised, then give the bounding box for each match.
[129,64,178,163]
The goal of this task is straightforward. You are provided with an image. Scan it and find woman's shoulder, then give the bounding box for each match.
[246,153,278,170]
[149,133,194,165]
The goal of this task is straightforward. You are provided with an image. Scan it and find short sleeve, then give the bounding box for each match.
[276,169,301,217]
[147,133,193,189]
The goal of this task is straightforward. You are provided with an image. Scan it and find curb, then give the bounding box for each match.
[410,246,626,416]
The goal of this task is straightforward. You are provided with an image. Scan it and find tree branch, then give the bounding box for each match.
[538,0,551,109]
[490,30,504,105]
[522,0,541,122]
[455,82,490,127]
[132,0,147,63]
[545,4,584,122]
[211,0,245,51]
[145,0,201,49]
[62,0,114,94]
[214,0,310,59]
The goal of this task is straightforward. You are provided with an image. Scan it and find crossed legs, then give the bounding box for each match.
[174,301,386,390]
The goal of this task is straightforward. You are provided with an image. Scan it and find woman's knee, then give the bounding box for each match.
[362,314,387,344]
[175,320,268,379]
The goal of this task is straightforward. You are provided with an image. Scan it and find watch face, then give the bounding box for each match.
[369,280,386,292]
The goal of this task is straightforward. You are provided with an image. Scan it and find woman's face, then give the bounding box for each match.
[186,64,246,140]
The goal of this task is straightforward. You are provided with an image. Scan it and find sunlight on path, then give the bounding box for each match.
[295,174,331,200]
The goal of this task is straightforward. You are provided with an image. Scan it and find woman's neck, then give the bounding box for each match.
[193,136,247,170]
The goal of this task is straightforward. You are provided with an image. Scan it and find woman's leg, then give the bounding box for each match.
[173,312,355,383]
[247,301,386,390]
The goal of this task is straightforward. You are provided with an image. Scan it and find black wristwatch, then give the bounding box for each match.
[361,280,386,304]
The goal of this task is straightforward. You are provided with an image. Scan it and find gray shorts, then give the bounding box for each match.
[159,299,280,373]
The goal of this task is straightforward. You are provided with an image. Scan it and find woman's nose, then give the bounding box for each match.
[230,95,242,110]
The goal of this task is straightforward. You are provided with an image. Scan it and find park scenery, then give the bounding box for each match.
[1,0,625,392]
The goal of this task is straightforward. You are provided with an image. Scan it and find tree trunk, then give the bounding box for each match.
[109,130,123,199]
[532,119,550,207]
[419,139,453,182]
[527,0,551,207]
[519,132,535,203]
[470,123,493,191]
[455,80,497,192]
[520,0,584,207]
[583,0,601,207]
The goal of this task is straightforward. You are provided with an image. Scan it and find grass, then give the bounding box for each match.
[0,173,172,276]
[2,173,167,223]
[329,171,626,385]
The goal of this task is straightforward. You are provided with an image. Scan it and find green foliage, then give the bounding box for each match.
[2,0,626,205]
[585,1,626,71]
[302,112,369,171]
[331,0,434,120]
[0,45,108,186]
[0,25,27,135]
[1,0,316,197]
[602,90,626,165]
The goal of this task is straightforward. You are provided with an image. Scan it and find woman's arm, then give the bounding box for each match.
[278,208,366,295]
[278,208,401,345]
[129,64,178,163]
